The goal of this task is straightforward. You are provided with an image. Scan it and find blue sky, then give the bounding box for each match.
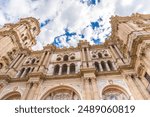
[0,0,150,50]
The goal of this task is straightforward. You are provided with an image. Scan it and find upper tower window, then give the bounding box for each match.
[70,63,75,74]
[54,64,60,75]
[98,52,102,58]
[107,60,114,71]
[62,64,67,75]
[33,27,36,31]
[94,62,100,71]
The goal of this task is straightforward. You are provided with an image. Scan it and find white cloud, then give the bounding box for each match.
[121,0,133,6]
[0,0,150,50]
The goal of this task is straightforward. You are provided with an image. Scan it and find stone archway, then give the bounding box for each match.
[41,86,81,100]
[102,85,129,100]
[1,91,21,100]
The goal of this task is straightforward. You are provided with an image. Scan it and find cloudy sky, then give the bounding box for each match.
[0,0,149,50]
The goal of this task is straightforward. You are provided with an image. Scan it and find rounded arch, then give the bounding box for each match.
[63,55,69,61]
[102,85,130,100]
[107,60,114,71]
[70,63,75,74]
[17,67,25,78]
[40,85,81,100]
[98,52,102,58]
[31,58,36,64]
[101,61,107,71]
[94,61,100,71]
[1,91,21,100]
[62,64,67,75]
[53,64,60,75]
[23,67,31,77]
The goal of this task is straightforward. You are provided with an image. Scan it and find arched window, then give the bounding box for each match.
[2,56,9,65]
[107,60,114,71]
[33,27,36,31]
[31,67,35,72]
[101,61,107,71]
[70,63,75,74]
[62,64,67,75]
[17,68,25,78]
[31,58,36,64]
[63,55,68,61]
[94,62,100,71]
[23,36,27,42]
[98,52,102,58]
[23,67,31,77]
[54,65,60,75]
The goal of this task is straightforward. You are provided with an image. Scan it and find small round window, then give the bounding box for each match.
[57,57,61,61]
[70,56,75,60]
[104,53,109,57]
[92,55,96,58]
[26,61,30,64]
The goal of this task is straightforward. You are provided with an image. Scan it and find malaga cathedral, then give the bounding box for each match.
[0,13,150,100]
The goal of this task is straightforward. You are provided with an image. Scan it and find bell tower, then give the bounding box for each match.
[0,17,40,71]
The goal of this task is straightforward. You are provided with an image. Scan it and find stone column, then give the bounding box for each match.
[112,62,117,70]
[84,78,91,100]
[20,68,27,78]
[37,52,46,72]
[82,48,87,67]
[114,45,123,58]
[141,77,149,88]
[86,48,92,67]
[13,54,25,69]
[125,75,143,100]
[38,52,46,66]
[0,84,3,94]
[134,77,150,99]
[105,62,110,71]
[9,54,21,68]
[99,62,103,71]
[91,78,99,99]
[27,82,38,100]
[110,46,119,59]
[75,64,78,73]
[33,81,43,100]
[45,52,52,69]
[67,65,70,74]
[43,51,50,66]
[59,65,62,75]
[21,83,31,100]
[142,57,150,74]
[39,51,50,72]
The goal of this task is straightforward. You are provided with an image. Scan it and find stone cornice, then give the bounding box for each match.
[80,68,96,76]
[45,73,81,80]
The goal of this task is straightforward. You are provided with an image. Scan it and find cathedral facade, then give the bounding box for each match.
[0,13,150,100]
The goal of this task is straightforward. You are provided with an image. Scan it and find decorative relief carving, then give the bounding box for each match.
[45,89,80,100]
[103,88,129,100]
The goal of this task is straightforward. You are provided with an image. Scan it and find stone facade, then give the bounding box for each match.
[0,13,150,100]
